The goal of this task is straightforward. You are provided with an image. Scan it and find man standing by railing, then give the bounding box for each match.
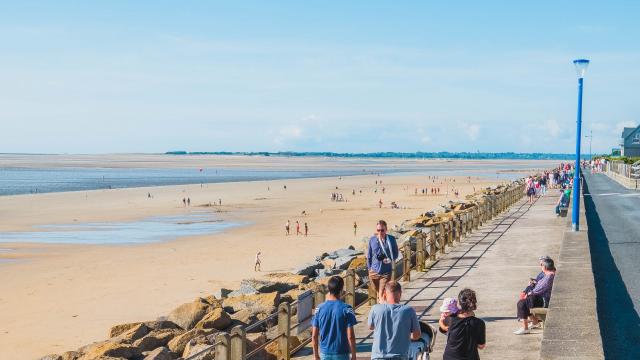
[367,220,399,303]
[312,276,357,360]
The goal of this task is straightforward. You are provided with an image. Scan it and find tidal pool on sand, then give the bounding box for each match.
[0,213,239,245]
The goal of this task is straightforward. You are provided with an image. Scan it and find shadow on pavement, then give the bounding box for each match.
[583,179,640,359]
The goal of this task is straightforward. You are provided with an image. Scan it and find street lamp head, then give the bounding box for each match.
[573,59,590,79]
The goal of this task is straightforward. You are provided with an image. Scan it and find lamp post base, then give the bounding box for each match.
[572,223,579,232]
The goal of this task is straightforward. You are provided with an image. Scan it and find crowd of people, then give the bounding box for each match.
[307,217,557,360]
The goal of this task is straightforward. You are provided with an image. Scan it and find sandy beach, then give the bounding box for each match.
[0,156,556,359]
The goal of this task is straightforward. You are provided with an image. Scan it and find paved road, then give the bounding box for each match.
[583,172,640,359]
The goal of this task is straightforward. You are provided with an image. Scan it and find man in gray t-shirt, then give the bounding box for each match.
[368,281,420,360]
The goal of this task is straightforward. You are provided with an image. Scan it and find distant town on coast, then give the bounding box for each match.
[165,150,585,160]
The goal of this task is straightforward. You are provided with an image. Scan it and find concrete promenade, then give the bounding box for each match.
[294,193,566,360]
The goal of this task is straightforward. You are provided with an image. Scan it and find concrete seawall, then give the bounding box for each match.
[539,187,604,359]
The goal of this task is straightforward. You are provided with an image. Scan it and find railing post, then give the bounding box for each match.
[367,281,377,305]
[402,241,411,281]
[475,207,480,229]
[345,269,355,308]
[429,227,436,261]
[456,217,461,241]
[447,219,453,245]
[416,236,425,271]
[314,286,326,308]
[230,325,246,360]
[438,223,445,255]
[278,303,291,360]
[216,333,231,360]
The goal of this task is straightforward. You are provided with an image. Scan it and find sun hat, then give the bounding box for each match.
[439,297,459,313]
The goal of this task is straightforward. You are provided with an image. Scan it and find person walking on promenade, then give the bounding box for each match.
[439,288,486,359]
[254,251,261,272]
[304,222,309,236]
[312,276,357,360]
[366,220,399,302]
[353,221,358,236]
[285,220,291,235]
[368,281,421,360]
[296,221,301,235]
[514,258,555,335]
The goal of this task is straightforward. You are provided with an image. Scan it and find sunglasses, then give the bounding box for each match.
[376,229,387,232]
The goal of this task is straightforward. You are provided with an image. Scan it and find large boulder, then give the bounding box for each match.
[60,351,82,360]
[183,344,214,360]
[167,328,215,355]
[226,283,260,297]
[109,323,142,338]
[293,262,323,276]
[265,273,308,286]
[143,347,173,360]
[238,279,299,294]
[194,308,232,330]
[167,299,212,330]
[112,323,149,344]
[230,306,275,332]
[326,248,362,259]
[348,256,367,270]
[333,256,355,270]
[133,329,183,352]
[39,355,62,360]
[78,341,141,360]
[222,292,280,313]
[144,320,182,332]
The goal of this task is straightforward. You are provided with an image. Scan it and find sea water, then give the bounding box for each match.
[0,213,239,245]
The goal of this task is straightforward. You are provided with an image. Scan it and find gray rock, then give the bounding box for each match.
[213,288,233,299]
[294,262,323,276]
[227,283,260,297]
[333,256,356,270]
[238,279,296,294]
[326,248,362,259]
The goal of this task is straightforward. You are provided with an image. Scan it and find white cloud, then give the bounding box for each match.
[544,118,561,138]
[458,122,480,141]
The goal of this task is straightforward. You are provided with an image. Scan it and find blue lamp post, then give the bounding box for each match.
[572,59,589,231]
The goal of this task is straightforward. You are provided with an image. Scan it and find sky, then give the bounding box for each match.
[0,1,638,154]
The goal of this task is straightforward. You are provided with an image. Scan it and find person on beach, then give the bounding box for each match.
[439,288,486,359]
[285,220,291,235]
[254,251,261,272]
[353,221,358,236]
[296,221,301,235]
[182,197,186,206]
[304,222,309,236]
[378,199,383,208]
[312,276,357,360]
[187,197,191,206]
[366,220,399,302]
[368,281,421,360]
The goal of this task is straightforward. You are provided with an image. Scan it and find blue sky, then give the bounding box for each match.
[0,1,638,154]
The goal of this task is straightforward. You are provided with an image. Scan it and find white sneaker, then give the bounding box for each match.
[514,328,530,335]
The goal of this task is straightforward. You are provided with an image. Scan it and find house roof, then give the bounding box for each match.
[622,126,640,140]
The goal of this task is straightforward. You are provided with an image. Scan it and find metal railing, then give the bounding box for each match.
[186,181,526,360]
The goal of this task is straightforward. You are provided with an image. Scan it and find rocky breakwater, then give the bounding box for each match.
[40,180,524,360]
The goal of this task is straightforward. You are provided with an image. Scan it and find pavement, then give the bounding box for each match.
[583,171,640,359]
[293,193,566,360]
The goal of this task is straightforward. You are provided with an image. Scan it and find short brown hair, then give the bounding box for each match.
[377,220,388,229]
[385,280,401,294]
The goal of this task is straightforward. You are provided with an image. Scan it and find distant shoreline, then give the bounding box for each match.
[164,151,585,160]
